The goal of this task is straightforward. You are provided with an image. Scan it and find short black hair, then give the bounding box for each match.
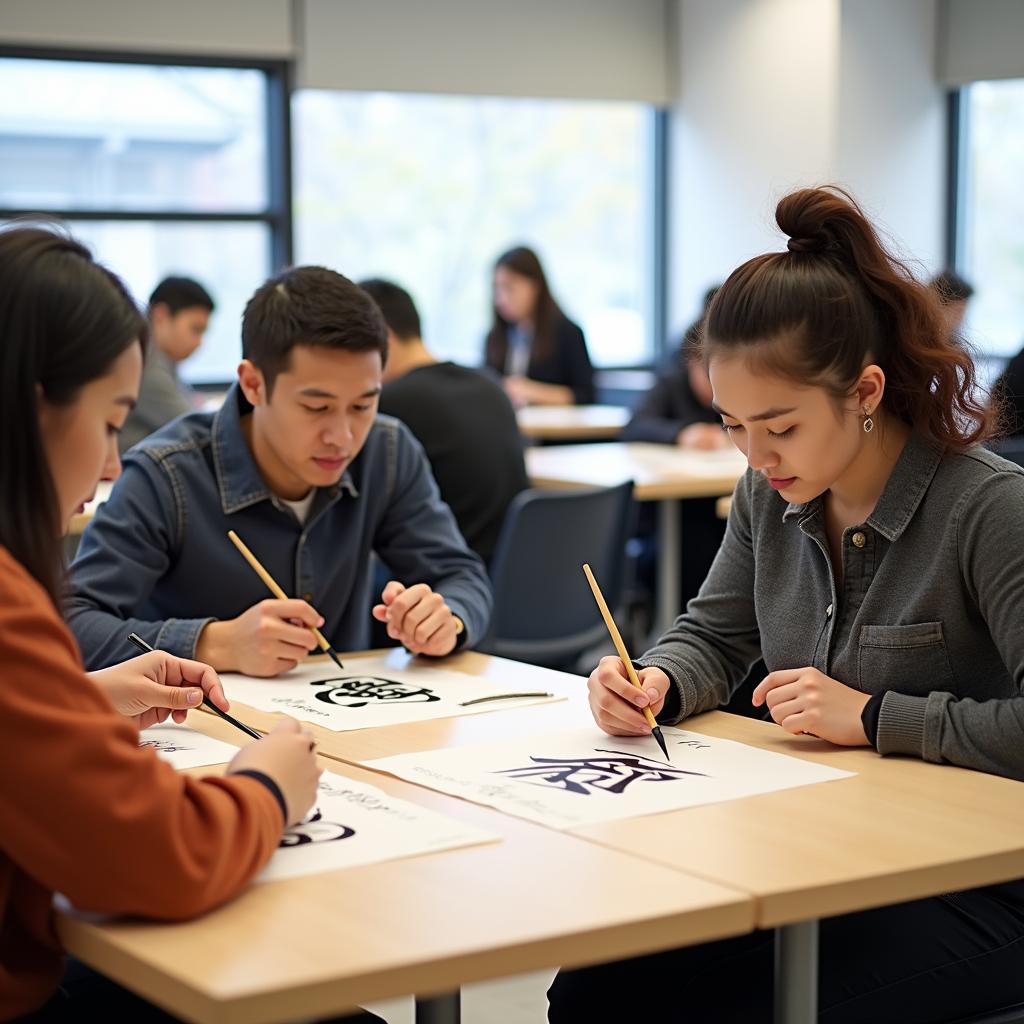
[242,265,388,393]
[148,276,215,315]
[358,278,422,341]
[930,269,974,305]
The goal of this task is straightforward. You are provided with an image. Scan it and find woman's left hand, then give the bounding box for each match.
[752,667,871,746]
[88,651,230,730]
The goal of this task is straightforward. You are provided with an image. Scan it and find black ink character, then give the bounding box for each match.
[279,807,356,847]
[140,740,191,754]
[494,749,705,796]
[311,675,440,709]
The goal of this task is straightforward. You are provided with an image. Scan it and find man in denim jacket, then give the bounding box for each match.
[68,266,492,676]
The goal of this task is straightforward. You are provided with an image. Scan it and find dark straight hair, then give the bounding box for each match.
[148,275,215,315]
[0,226,146,604]
[485,245,564,369]
[242,265,388,395]
[702,186,992,451]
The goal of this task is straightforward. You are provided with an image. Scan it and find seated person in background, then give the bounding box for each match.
[483,245,595,406]
[991,343,1024,437]
[360,278,529,565]
[120,275,214,452]
[69,266,492,676]
[622,288,728,451]
[929,268,973,342]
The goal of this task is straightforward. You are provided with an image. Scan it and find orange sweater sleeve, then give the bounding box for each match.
[0,549,283,921]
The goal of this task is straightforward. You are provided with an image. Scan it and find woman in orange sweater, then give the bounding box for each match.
[0,227,353,1022]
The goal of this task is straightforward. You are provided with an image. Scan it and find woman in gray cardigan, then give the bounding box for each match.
[549,186,1024,1022]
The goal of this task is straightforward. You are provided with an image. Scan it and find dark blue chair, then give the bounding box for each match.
[480,481,636,669]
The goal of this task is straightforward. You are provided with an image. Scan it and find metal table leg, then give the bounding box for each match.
[774,921,818,1024]
[415,990,460,1024]
[655,498,681,636]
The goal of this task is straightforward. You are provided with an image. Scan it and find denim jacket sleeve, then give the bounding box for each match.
[66,457,215,669]
[637,470,763,721]
[370,423,493,647]
[877,470,1024,780]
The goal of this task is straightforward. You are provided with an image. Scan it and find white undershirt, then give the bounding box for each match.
[280,489,316,525]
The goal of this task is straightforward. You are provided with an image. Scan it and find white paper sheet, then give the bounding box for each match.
[363,726,855,830]
[220,656,565,732]
[138,722,240,770]
[256,771,498,882]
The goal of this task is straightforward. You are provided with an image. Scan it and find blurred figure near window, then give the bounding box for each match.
[120,277,214,452]
[929,269,974,342]
[484,246,595,407]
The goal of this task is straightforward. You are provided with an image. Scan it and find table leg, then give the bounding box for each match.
[774,921,818,1024]
[415,990,461,1024]
[655,498,681,636]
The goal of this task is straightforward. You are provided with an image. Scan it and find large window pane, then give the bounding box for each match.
[67,220,270,383]
[960,80,1024,356]
[0,58,267,212]
[294,92,655,368]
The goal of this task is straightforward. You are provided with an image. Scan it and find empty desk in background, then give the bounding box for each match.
[526,442,747,632]
[517,404,629,442]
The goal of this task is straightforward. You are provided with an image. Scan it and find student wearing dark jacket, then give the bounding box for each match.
[361,278,528,565]
[483,245,595,406]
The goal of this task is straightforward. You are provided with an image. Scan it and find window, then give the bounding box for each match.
[0,54,290,383]
[294,91,659,368]
[955,80,1024,358]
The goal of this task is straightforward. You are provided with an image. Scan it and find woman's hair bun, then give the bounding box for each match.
[777,187,841,254]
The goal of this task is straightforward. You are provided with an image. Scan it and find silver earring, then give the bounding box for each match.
[862,406,874,433]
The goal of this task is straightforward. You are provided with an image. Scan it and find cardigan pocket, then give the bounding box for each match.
[857,622,957,698]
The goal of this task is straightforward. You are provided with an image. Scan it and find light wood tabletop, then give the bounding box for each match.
[318,666,1024,931]
[517,404,629,441]
[525,441,746,500]
[56,711,754,1024]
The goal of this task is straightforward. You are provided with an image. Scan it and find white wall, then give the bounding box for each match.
[667,0,946,336]
[836,0,945,272]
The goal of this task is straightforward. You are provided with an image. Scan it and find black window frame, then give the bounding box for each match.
[0,45,293,384]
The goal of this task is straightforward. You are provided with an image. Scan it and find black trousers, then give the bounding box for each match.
[18,959,385,1023]
[548,880,1024,1024]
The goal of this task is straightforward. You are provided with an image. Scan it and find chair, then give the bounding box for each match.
[480,481,636,669]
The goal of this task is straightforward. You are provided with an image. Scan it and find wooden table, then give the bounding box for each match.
[57,707,753,1024]
[321,665,1024,1024]
[526,442,747,632]
[516,404,629,442]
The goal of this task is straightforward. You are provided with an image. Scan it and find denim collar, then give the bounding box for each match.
[211,384,358,517]
[781,431,943,542]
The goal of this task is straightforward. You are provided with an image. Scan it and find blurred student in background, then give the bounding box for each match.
[929,268,973,342]
[483,245,595,406]
[120,276,214,452]
[623,286,727,450]
[361,278,528,565]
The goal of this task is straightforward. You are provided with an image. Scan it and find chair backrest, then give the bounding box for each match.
[482,481,635,668]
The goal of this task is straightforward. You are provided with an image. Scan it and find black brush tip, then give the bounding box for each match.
[652,725,671,762]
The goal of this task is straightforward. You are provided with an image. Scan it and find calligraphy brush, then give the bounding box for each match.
[227,529,345,671]
[126,632,262,740]
[582,563,671,762]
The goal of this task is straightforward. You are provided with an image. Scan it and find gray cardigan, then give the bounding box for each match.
[641,432,1024,781]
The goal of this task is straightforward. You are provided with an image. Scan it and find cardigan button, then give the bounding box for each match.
[851,531,866,548]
